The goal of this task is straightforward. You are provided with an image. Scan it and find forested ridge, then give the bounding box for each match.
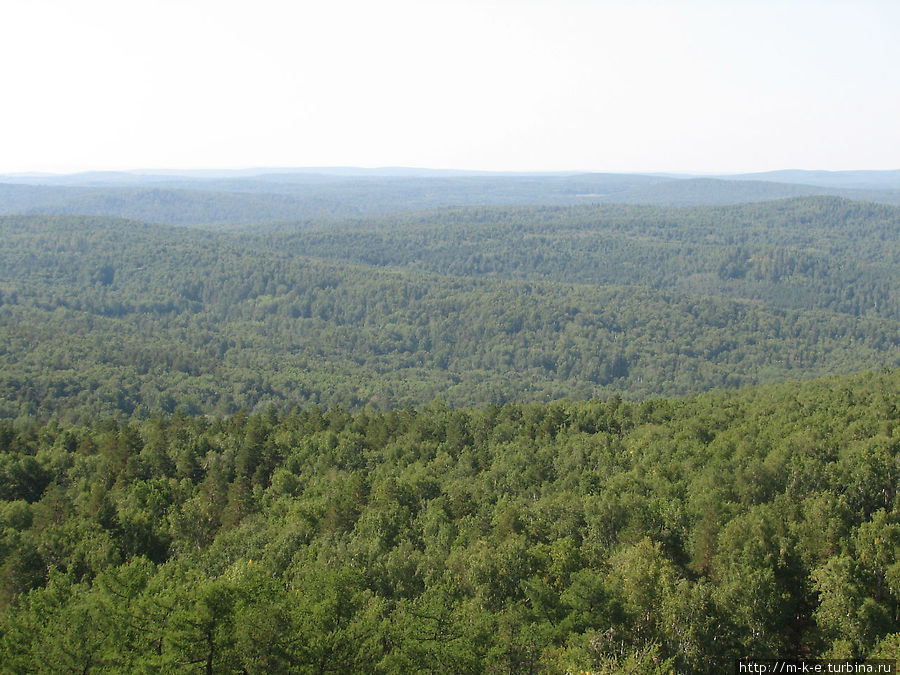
[0,369,898,671]
[2,172,900,225]
[2,201,900,421]
[2,194,900,672]
[265,198,900,319]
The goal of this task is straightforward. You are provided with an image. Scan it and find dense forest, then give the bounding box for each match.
[2,184,900,671]
[266,198,900,319]
[2,198,900,421]
[2,171,899,226]
[0,369,898,671]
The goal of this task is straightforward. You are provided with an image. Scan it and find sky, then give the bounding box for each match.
[2,0,899,174]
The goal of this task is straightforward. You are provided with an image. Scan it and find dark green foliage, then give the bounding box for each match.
[0,370,899,671]
[268,197,900,319]
[3,181,900,671]
[2,199,900,421]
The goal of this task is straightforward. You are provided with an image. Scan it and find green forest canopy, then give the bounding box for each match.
[0,369,898,671]
[1,197,899,422]
[1,195,899,671]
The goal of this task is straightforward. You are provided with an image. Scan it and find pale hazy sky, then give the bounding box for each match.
[2,0,898,174]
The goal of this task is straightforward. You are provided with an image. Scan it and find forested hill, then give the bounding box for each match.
[2,205,900,421]
[265,197,900,320]
[0,184,327,227]
[2,172,899,226]
[1,181,899,671]
[0,368,898,671]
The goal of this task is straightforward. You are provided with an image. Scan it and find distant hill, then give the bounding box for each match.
[0,183,335,226]
[598,177,839,206]
[2,170,900,226]
[263,196,900,320]
[723,169,900,191]
[2,198,899,420]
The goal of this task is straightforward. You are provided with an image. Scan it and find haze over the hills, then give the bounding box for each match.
[3,1,900,670]
[2,168,899,226]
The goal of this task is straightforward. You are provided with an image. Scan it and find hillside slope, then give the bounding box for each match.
[2,173,899,226]
[2,212,899,420]
[0,369,898,671]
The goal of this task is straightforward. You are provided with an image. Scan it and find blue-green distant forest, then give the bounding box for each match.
[2,168,900,225]
[0,171,899,671]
